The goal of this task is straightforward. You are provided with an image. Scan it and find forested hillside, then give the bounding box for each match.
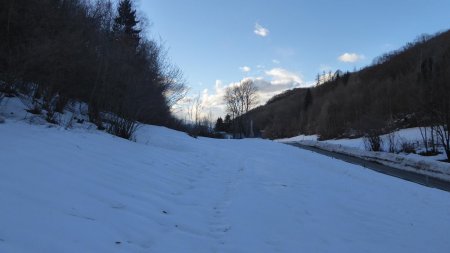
[0,0,186,138]
[247,30,450,143]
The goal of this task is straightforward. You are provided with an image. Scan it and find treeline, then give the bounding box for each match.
[246,30,450,157]
[0,0,186,138]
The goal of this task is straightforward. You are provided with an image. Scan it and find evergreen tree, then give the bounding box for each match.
[214,117,224,132]
[223,114,232,132]
[315,73,321,86]
[113,0,140,49]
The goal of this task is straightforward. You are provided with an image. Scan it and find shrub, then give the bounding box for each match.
[106,115,139,140]
[45,110,58,124]
[399,140,417,154]
[386,131,397,153]
[26,103,42,115]
[419,150,440,156]
[364,134,383,151]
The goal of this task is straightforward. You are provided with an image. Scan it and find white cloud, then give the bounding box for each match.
[265,68,302,86]
[239,66,251,73]
[176,68,306,119]
[202,80,226,107]
[338,53,365,63]
[254,23,269,37]
[272,59,280,64]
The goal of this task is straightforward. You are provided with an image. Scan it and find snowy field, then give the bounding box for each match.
[1,99,450,252]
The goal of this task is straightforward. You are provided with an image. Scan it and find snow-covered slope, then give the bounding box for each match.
[1,120,450,253]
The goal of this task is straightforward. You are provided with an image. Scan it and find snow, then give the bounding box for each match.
[277,133,319,143]
[278,127,449,179]
[292,140,450,182]
[1,99,450,252]
[0,96,92,129]
[278,128,448,161]
[0,96,30,120]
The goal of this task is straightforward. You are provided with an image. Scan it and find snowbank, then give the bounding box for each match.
[0,96,94,129]
[277,128,448,161]
[291,140,450,182]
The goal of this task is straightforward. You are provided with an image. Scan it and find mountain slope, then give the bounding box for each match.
[247,30,450,139]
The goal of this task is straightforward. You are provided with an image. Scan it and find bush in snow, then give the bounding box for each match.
[386,131,398,153]
[106,115,139,141]
[364,134,383,152]
[418,125,439,155]
[399,140,417,154]
[26,103,42,115]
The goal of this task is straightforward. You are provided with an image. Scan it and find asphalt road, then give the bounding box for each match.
[287,142,450,193]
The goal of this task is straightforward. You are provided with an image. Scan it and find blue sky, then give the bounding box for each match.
[138,0,450,118]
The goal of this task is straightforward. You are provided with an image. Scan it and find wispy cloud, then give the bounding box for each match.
[239,66,251,73]
[254,23,269,37]
[272,59,280,64]
[338,53,365,63]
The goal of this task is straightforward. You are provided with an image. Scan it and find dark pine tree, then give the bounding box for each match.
[113,0,141,49]
[214,117,224,132]
[223,114,232,132]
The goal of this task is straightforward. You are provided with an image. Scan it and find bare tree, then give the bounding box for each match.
[184,95,202,125]
[193,94,203,127]
[184,93,203,137]
[224,87,239,120]
[241,80,258,113]
[224,79,258,138]
[158,46,188,109]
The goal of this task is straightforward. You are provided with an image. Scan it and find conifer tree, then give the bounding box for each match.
[113,0,140,49]
[214,117,224,132]
[223,114,232,132]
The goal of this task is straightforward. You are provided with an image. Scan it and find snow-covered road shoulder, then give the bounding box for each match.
[282,140,450,182]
